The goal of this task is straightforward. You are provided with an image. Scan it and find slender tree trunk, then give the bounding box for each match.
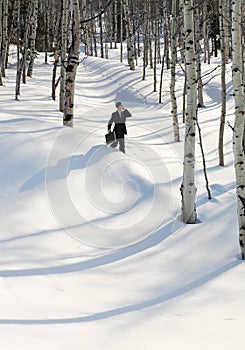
[15,3,31,100]
[122,0,135,70]
[1,0,9,78]
[153,7,158,92]
[44,1,49,64]
[51,48,59,101]
[163,4,170,70]
[231,0,245,260]
[159,55,164,103]
[149,3,153,69]
[92,20,98,57]
[120,0,123,62]
[219,0,227,166]
[63,0,80,127]
[181,0,197,224]
[224,0,231,62]
[99,0,104,58]
[170,0,180,142]
[195,7,204,107]
[113,0,118,48]
[27,0,38,78]
[13,0,20,95]
[81,0,89,56]
[0,0,3,86]
[142,1,149,80]
[203,2,208,64]
[60,0,69,112]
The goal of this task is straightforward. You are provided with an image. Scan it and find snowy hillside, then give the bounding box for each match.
[0,48,244,350]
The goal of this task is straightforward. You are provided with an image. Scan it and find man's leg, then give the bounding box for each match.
[118,137,125,153]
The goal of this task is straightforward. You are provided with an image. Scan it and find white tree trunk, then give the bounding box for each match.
[1,0,8,78]
[203,2,210,64]
[122,0,135,70]
[219,0,227,166]
[170,0,180,142]
[231,0,245,260]
[195,8,204,107]
[224,0,231,62]
[181,0,197,224]
[63,0,80,127]
[15,3,31,100]
[59,0,69,112]
[27,0,38,78]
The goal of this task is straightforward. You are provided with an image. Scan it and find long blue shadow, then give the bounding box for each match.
[0,260,241,325]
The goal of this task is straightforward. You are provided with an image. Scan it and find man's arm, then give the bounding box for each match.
[108,114,114,131]
[123,109,132,118]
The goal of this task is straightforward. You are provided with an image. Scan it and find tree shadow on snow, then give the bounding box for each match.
[0,259,241,325]
[20,144,109,192]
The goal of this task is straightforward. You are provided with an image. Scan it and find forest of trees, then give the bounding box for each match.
[1,0,245,259]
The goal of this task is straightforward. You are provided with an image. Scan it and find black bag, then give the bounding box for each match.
[105,131,116,144]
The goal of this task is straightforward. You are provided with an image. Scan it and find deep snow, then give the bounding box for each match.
[0,46,244,350]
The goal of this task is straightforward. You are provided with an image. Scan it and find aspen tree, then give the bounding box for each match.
[231,0,245,260]
[178,0,187,122]
[203,2,211,64]
[142,1,149,80]
[81,0,90,56]
[60,0,69,112]
[163,2,170,70]
[27,0,38,78]
[63,0,80,127]
[153,5,159,92]
[1,0,9,78]
[113,0,118,49]
[98,0,104,58]
[15,3,31,100]
[120,0,123,62]
[195,6,204,107]
[170,0,180,142]
[122,0,135,70]
[181,0,197,224]
[219,0,227,166]
[224,0,231,62]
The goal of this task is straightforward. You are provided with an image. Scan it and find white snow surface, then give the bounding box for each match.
[0,47,244,349]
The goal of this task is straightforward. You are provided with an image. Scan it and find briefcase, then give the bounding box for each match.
[105,131,116,144]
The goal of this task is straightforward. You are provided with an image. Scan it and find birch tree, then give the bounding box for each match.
[224,0,231,62]
[122,0,135,70]
[15,3,31,100]
[218,0,227,166]
[195,5,204,107]
[98,0,104,58]
[142,0,150,80]
[203,2,209,64]
[231,0,245,260]
[63,0,80,127]
[59,0,69,112]
[180,0,197,224]
[1,0,9,78]
[27,0,38,78]
[170,0,180,142]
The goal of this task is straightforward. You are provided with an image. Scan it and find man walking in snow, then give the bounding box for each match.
[107,102,132,153]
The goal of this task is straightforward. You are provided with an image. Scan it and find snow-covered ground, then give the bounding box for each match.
[0,46,244,350]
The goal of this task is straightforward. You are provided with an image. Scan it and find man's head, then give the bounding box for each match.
[115,101,124,110]
[115,101,122,108]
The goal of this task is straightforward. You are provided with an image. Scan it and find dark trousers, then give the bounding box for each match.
[118,137,125,153]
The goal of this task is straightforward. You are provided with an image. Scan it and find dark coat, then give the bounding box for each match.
[108,109,132,139]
